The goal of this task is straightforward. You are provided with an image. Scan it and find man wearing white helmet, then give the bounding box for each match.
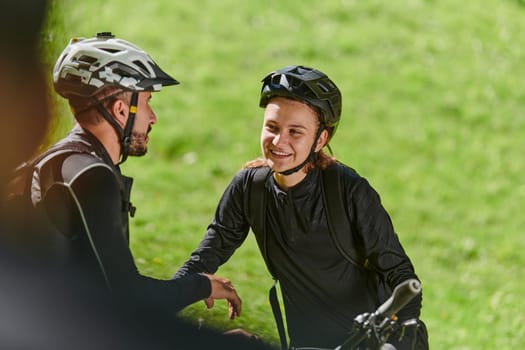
[31,32,241,318]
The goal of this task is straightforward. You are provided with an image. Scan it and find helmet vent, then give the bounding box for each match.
[77,55,97,65]
[317,81,330,93]
[64,74,82,83]
[101,48,121,54]
[288,76,302,89]
[112,66,135,78]
[133,60,149,75]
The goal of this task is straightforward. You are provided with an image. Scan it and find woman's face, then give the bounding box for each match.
[261,97,325,177]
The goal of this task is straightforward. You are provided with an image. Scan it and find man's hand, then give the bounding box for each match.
[201,273,241,320]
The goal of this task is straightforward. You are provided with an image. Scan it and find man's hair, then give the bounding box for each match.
[68,87,132,125]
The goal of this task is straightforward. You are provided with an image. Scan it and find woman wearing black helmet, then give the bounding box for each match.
[176,65,428,349]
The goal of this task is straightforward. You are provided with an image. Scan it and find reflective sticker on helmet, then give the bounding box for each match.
[90,78,104,89]
[99,67,122,84]
[120,77,141,89]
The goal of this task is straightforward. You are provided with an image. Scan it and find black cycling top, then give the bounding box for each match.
[34,126,210,313]
[177,164,425,349]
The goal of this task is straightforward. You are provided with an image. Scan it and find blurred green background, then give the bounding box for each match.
[43,0,525,348]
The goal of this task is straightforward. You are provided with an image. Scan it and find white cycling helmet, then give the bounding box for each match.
[53,32,178,98]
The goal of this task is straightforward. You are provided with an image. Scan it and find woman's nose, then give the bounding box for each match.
[272,132,284,146]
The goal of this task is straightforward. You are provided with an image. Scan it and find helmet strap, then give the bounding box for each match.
[95,103,124,140]
[278,124,325,176]
[326,143,334,156]
[93,91,139,164]
[119,92,139,164]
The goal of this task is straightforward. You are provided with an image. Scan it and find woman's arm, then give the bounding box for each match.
[176,170,252,277]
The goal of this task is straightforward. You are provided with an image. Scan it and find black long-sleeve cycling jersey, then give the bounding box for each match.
[33,126,210,314]
[177,163,427,349]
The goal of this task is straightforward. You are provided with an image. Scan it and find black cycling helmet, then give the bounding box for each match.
[259,65,342,137]
[53,32,179,98]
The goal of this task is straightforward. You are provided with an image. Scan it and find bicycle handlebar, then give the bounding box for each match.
[335,279,422,350]
[375,279,421,319]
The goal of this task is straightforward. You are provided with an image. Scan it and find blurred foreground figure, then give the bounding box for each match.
[0,0,51,192]
[0,2,137,349]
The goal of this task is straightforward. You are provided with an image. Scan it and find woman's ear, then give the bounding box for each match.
[315,128,330,152]
[110,99,128,128]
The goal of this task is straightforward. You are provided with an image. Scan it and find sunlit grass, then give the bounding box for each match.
[47,0,525,348]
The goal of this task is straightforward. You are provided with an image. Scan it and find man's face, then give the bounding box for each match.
[128,91,156,156]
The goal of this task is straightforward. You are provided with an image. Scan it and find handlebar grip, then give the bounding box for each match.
[375,279,421,319]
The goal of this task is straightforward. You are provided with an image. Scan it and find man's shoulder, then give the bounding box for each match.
[36,147,113,186]
[59,152,113,182]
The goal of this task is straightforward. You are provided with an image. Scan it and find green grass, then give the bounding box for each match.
[46,0,525,348]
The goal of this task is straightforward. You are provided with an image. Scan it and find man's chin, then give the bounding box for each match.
[128,148,148,157]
